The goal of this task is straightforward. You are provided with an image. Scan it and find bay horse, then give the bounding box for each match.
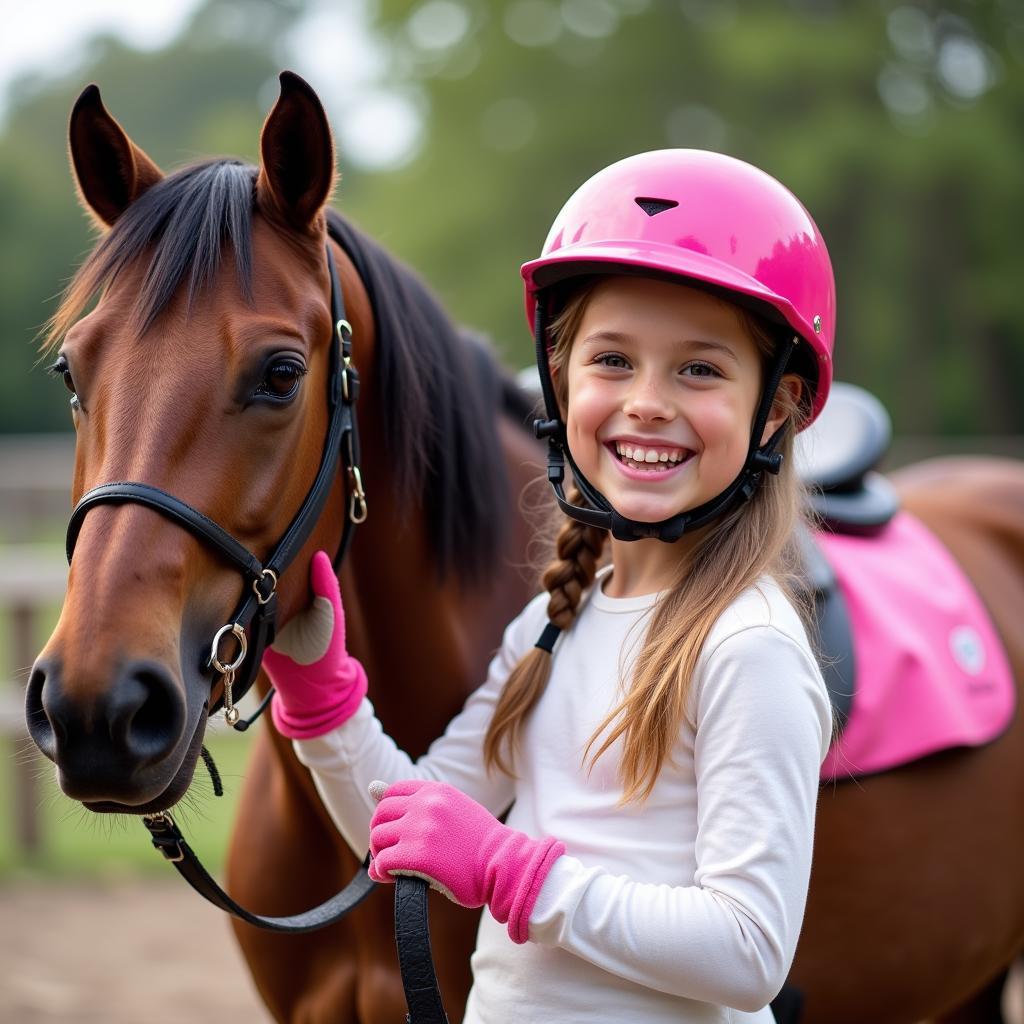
[790,454,1024,1024]
[27,72,542,1022]
[25,72,1024,1024]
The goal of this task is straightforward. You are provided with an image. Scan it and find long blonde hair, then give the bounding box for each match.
[483,279,812,803]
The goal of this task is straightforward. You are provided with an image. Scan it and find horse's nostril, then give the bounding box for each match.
[109,662,185,764]
[25,661,57,761]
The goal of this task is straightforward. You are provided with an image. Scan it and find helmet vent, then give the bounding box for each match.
[635,197,679,217]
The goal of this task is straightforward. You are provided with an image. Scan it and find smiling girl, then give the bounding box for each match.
[263,150,834,1022]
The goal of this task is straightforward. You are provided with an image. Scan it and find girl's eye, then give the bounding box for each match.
[682,361,720,379]
[256,360,307,401]
[595,353,630,369]
[48,355,79,407]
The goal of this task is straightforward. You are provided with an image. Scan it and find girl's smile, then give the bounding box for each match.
[561,276,776,526]
[607,440,694,479]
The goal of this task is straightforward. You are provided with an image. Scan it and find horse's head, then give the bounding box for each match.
[26,73,365,813]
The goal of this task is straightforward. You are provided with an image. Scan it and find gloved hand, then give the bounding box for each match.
[262,550,368,739]
[368,779,565,944]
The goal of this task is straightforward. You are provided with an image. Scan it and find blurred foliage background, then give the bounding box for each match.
[1,0,1022,439]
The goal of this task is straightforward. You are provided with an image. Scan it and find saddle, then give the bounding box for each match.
[795,382,898,729]
[797,382,899,533]
[798,384,1015,781]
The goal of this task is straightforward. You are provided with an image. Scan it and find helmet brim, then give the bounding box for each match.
[521,240,831,423]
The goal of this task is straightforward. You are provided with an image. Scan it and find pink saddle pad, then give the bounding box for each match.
[817,512,1015,782]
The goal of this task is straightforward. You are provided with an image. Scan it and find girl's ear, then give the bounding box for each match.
[760,373,803,445]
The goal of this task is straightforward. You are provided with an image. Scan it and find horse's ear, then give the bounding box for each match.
[256,71,336,232]
[69,84,163,228]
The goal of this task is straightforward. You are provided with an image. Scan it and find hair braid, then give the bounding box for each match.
[483,488,607,776]
[542,496,606,630]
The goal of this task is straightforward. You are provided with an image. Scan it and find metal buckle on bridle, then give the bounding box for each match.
[347,465,368,524]
[210,622,248,726]
[252,567,278,605]
[143,812,185,863]
[337,319,354,401]
[344,427,368,524]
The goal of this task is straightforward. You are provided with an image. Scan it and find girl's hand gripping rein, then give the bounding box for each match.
[368,779,566,944]
[262,550,368,739]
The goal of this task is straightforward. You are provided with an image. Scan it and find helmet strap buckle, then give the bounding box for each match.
[750,449,784,475]
[534,417,563,440]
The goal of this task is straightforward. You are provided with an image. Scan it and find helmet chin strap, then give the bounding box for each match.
[532,296,798,544]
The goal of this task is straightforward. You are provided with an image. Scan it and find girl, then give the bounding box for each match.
[263,149,834,1022]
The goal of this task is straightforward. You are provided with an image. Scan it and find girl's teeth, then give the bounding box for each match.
[614,442,687,467]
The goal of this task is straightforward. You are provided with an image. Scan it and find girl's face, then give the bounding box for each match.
[560,276,772,525]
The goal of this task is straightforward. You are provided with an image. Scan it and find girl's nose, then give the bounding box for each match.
[623,375,675,422]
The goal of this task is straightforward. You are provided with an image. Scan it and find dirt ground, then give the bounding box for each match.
[0,879,272,1023]
[2,880,1022,1024]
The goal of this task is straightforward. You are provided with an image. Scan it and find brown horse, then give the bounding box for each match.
[27,73,1024,1024]
[28,72,542,1022]
[789,456,1024,1024]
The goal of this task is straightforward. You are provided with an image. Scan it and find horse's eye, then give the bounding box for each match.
[256,359,306,401]
[48,355,79,406]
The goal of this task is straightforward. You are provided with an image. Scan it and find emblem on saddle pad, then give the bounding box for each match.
[949,625,986,677]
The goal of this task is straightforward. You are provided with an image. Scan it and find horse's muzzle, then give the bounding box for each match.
[25,655,195,806]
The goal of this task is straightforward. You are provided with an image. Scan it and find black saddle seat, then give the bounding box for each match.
[797,382,899,535]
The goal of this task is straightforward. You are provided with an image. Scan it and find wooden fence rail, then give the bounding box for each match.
[1,547,68,856]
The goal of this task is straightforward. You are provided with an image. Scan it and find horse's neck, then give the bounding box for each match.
[323,365,466,758]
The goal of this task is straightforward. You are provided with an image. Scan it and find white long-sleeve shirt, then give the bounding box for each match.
[296,570,831,1023]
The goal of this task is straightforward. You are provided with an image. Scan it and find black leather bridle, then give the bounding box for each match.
[66,243,365,730]
[64,232,448,1023]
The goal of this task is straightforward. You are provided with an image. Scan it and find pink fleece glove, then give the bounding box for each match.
[368,779,565,944]
[262,550,368,739]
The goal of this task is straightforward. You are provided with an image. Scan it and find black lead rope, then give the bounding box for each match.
[177,745,447,1020]
[66,227,446,1023]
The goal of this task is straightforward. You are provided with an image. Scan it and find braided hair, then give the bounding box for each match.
[483,487,606,776]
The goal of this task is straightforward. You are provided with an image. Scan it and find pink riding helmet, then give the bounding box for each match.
[521,149,835,425]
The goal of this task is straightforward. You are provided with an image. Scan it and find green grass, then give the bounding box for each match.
[0,728,257,879]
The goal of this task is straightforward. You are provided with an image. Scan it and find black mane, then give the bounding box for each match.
[73,159,511,582]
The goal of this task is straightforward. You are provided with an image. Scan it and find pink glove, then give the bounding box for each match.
[262,550,368,739]
[368,779,565,944]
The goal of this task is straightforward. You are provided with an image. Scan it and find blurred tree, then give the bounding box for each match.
[1,0,1022,437]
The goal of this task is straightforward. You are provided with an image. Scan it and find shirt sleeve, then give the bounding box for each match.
[527,625,831,1012]
[292,594,547,860]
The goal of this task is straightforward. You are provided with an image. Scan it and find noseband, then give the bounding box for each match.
[63,233,447,1023]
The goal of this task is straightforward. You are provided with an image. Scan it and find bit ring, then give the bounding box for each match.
[211,622,247,675]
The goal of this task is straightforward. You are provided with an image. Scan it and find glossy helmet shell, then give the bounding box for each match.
[521,149,835,425]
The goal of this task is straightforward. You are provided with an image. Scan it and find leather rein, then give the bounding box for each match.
[64,228,448,1023]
